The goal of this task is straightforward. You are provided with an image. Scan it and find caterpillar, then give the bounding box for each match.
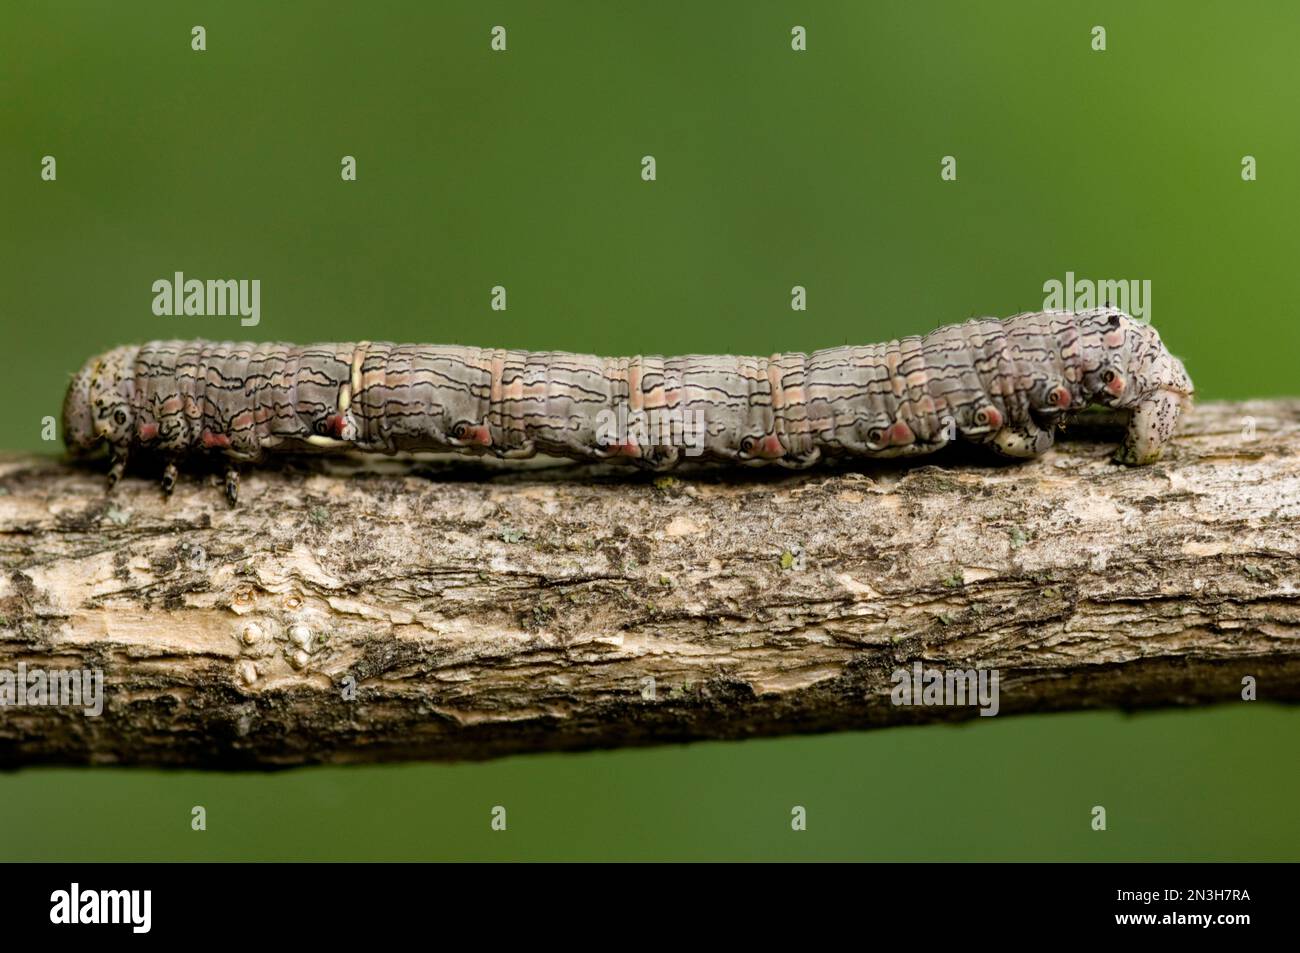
[63,307,1193,504]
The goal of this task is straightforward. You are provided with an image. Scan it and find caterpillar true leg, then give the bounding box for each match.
[160,460,178,496]
[990,421,1056,459]
[224,465,240,507]
[106,450,128,491]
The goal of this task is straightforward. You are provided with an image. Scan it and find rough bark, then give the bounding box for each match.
[1,400,1297,768]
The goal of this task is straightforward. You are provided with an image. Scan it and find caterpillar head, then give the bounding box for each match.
[1080,308,1194,410]
[63,348,136,456]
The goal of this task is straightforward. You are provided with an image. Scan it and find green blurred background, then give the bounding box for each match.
[2,1,1296,860]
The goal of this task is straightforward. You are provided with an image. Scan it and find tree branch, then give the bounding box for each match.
[1,400,1298,767]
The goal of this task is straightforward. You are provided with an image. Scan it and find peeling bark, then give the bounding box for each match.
[1,400,1298,767]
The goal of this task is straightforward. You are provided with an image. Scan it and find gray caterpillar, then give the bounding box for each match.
[63,307,1193,504]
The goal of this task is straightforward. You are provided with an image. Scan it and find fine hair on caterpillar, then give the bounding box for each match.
[62,307,1194,505]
